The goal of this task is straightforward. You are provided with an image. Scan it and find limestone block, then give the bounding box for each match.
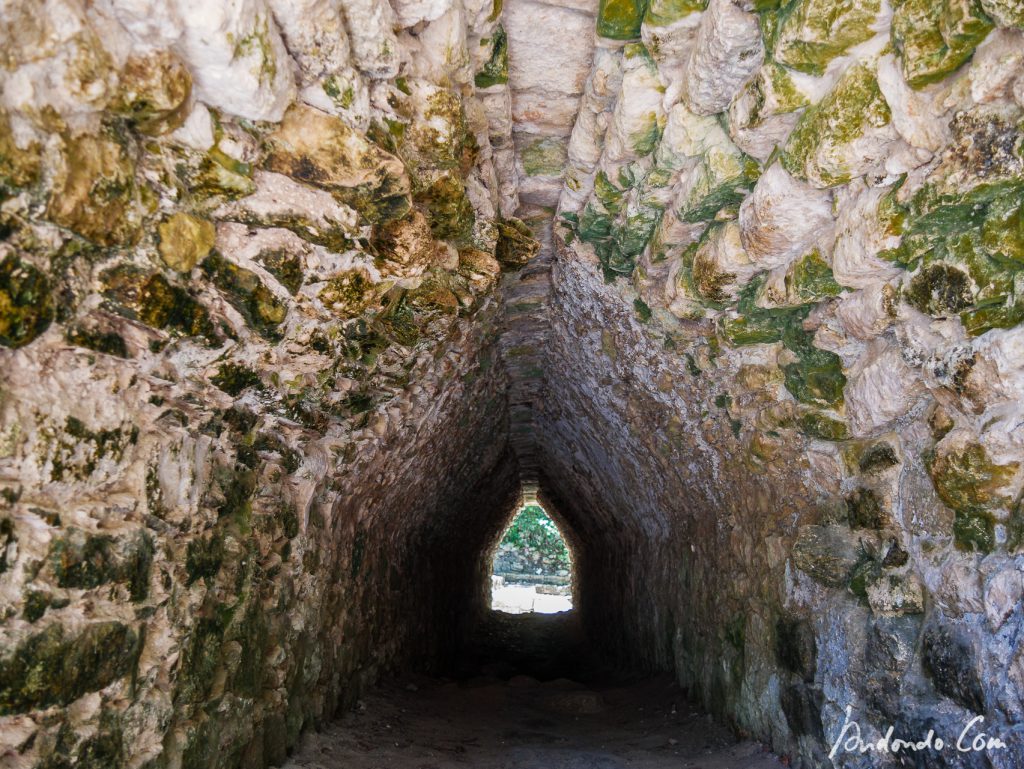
[392,0,453,27]
[337,0,401,78]
[682,0,762,116]
[781,61,898,188]
[845,340,925,435]
[266,0,351,82]
[690,222,758,303]
[876,54,951,152]
[602,44,665,166]
[738,163,833,271]
[834,285,896,341]
[505,0,595,95]
[641,4,703,82]
[968,28,1024,104]
[891,0,994,90]
[406,4,472,86]
[171,0,295,122]
[831,181,904,289]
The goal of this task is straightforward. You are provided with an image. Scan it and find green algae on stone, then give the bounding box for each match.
[211,362,263,396]
[598,0,649,39]
[799,410,849,440]
[101,265,216,340]
[719,276,846,407]
[475,24,509,89]
[496,218,540,270]
[158,213,216,273]
[521,137,568,178]
[256,249,304,295]
[980,0,1024,26]
[48,528,153,601]
[678,149,761,223]
[846,487,888,529]
[773,0,881,76]
[201,252,288,340]
[193,146,257,201]
[416,172,475,243]
[65,325,129,358]
[110,50,192,135]
[0,254,53,348]
[0,621,141,714]
[46,134,139,246]
[928,442,1018,515]
[265,104,411,225]
[644,0,704,26]
[781,62,891,187]
[186,534,225,586]
[859,442,899,473]
[0,114,41,197]
[953,508,996,552]
[891,0,993,89]
[787,250,843,303]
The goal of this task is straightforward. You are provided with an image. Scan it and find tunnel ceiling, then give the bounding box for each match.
[2,1,1024,768]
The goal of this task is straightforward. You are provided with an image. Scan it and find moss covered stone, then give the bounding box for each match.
[46,134,139,246]
[186,534,225,586]
[211,362,263,396]
[101,265,216,340]
[475,25,509,89]
[201,252,288,340]
[846,487,888,529]
[799,410,849,440]
[256,249,304,294]
[0,114,41,197]
[781,62,891,187]
[65,325,129,358]
[521,137,568,178]
[980,0,1024,26]
[891,0,993,89]
[597,0,649,39]
[719,277,847,407]
[859,442,899,473]
[644,0,704,26]
[158,213,216,273]
[773,0,881,76]
[928,442,1018,515]
[48,528,153,601]
[906,263,973,316]
[319,268,383,318]
[677,148,761,223]
[0,254,53,348]
[496,218,540,270]
[0,622,140,714]
[265,104,411,225]
[416,172,475,243]
[109,51,192,135]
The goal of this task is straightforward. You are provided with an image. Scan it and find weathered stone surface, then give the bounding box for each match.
[683,0,763,116]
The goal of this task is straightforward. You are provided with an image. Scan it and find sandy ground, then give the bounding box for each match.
[490,584,573,614]
[284,675,785,769]
[284,613,784,769]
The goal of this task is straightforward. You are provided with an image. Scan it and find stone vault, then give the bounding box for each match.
[1,0,1024,768]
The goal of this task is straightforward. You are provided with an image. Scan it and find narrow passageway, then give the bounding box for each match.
[285,612,784,769]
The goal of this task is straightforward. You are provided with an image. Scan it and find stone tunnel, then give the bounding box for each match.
[1,0,1023,767]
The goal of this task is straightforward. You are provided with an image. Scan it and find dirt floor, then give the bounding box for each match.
[283,612,785,769]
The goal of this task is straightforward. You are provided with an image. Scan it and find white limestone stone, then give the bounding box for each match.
[845,340,925,435]
[682,0,762,116]
[877,54,951,153]
[337,0,401,78]
[738,164,833,270]
[172,0,296,121]
[831,181,903,289]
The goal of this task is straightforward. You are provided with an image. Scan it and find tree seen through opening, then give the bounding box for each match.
[489,503,573,614]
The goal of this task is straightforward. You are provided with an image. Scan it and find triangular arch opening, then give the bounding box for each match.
[489,501,574,614]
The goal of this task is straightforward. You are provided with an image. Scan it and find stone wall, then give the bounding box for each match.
[0,0,529,766]
[1,0,1024,768]
[538,0,1024,766]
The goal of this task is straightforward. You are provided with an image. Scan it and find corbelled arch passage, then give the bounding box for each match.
[2,0,1024,768]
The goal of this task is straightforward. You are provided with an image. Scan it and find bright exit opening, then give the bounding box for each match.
[489,503,573,614]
